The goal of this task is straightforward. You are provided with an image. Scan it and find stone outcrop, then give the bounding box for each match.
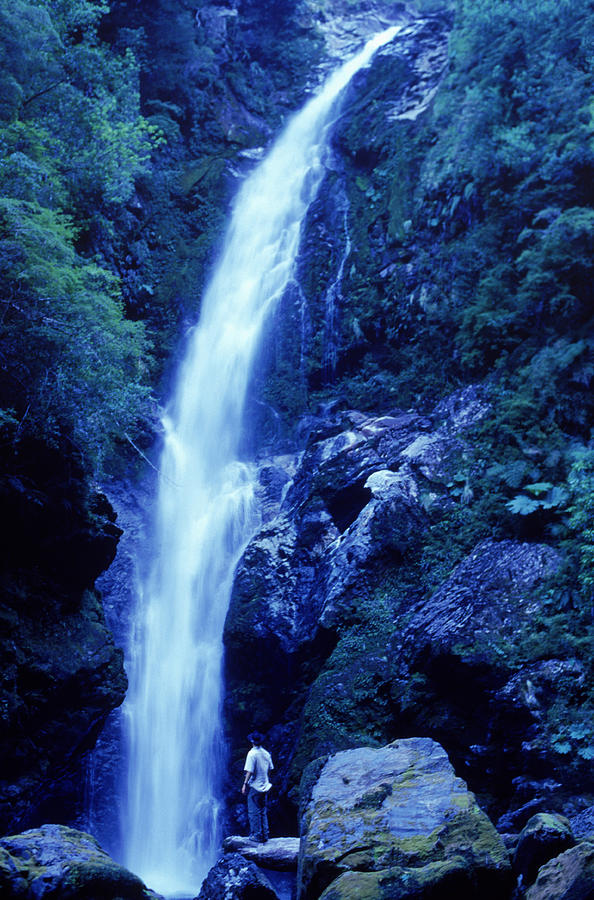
[224,387,483,735]
[297,738,512,900]
[223,836,301,871]
[0,436,126,833]
[393,538,579,820]
[0,824,159,900]
[197,851,280,900]
[225,387,504,814]
[402,538,560,659]
[222,366,591,851]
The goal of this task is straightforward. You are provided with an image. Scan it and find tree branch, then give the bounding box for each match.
[22,78,68,108]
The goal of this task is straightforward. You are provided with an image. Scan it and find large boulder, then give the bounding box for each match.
[297,738,512,900]
[514,813,575,885]
[0,824,158,900]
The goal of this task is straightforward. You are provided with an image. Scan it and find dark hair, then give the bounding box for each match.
[248,731,264,745]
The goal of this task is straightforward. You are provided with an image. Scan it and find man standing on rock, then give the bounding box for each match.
[241,731,273,843]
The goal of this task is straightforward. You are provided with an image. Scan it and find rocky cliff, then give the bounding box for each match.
[0,429,126,834]
[3,1,594,898]
[223,384,593,838]
[219,0,594,864]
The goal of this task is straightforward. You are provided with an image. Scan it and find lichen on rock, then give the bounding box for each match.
[0,824,158,900]
[297,737,512,900]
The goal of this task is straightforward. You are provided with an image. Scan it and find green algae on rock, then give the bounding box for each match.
[514,812,575,886]
[0,825,159,900]
[297,737,511,900]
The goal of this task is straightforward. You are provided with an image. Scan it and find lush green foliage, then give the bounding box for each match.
[314,0,594,609]
[422,0,594,378]
[0,0,156,468]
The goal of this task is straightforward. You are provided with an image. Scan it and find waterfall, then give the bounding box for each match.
[123,24,401,896]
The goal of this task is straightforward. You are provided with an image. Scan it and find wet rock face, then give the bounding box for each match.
[526,842,594,900]
[223,403,437,742]
[395,538,571,816]
[298,738,512,900]
[0,437,126,834]
[0,825,159,900]
[262,11,452,425]
[197,851,280,900]
[404,539,560,657]
[223,378,587,837]
[223,386,489,825]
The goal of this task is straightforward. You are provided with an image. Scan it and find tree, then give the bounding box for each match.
[0,0,157,469]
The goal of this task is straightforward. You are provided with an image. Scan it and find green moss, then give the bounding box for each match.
[291,591,401,787]
[355,782,393,810]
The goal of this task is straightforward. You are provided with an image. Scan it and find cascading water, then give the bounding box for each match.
[123,24,401,896]
[323,190,351,382]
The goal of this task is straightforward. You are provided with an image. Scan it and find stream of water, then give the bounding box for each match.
[123,25,401,896]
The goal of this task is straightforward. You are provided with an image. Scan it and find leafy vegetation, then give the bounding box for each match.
[0,0,158,469]
[302,0,594,607]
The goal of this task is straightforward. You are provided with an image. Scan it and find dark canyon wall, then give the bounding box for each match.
[0,432,126,834]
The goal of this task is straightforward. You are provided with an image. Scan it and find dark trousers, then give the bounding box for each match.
[247,787,269,841]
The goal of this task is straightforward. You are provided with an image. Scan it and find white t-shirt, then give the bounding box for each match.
[244,746,273,793]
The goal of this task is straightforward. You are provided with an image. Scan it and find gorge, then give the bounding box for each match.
[124,24,403,895]
[1,1,594,899]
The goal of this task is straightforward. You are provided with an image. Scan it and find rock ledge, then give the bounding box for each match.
[223,836,300,870]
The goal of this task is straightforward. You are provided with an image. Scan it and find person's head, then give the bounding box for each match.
[248,731,264,747]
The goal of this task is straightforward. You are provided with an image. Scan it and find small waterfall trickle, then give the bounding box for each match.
[323,190,351,382]
[123,25,402,896]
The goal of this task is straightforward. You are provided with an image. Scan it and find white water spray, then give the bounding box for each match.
[123,25,401,896]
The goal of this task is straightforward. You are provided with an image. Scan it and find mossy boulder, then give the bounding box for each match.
[0,824,158,900]
[317,859,495,900]
[514,813,575,885]
[297,737,512,900]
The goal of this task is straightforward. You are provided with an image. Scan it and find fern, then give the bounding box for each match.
[569,723,591,741]
[507,483,568,515]
[578,746,594,761]
[487,459,530,488]
[552,738,572,755]
[507,495,541,515]
[525,481,554,496]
